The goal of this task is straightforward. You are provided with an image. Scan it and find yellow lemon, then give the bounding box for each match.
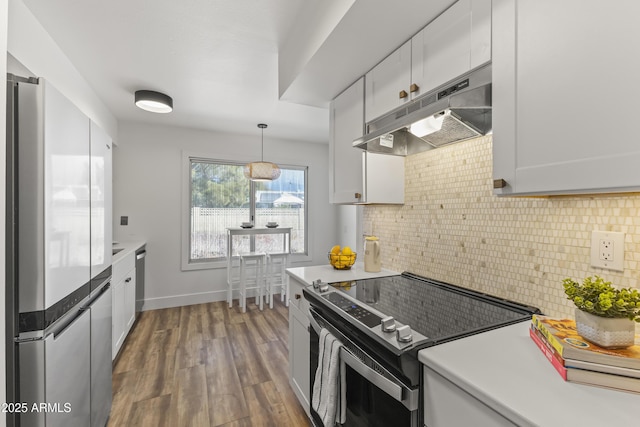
[342,246,353,256]
[330,245,341,255]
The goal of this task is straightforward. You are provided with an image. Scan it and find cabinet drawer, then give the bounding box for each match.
[112,252,135,284]
[288,277,308,312]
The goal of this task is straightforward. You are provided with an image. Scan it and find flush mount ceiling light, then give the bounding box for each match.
[244,124,281,181]
[134,90,173,113]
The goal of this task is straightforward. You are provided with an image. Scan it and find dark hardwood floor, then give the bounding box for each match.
[108,298,312,427]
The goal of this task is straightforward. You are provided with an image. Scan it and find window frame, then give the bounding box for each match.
[181,152,310,271]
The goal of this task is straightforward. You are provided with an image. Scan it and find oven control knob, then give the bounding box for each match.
[381,316,397,333]
[318,283,330,293]
[396,325,413,343]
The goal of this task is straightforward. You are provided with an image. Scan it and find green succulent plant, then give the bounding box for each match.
[563,276,640,322]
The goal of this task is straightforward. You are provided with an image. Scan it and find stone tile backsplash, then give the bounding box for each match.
[363,135,640,319]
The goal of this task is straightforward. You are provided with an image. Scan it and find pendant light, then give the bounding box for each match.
[244,124,281,181]
[134,90,173,113]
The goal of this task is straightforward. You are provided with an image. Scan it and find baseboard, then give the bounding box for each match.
[140,290,226,310]
[139,288,267,311]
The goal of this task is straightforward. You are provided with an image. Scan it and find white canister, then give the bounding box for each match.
[364,236,381,272]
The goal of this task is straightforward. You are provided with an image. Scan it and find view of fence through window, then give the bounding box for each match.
[190,160,306,262]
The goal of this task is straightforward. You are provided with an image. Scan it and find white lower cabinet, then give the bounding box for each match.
[288,276,311,416]
[423,366,516,427]
[112,252,136,360]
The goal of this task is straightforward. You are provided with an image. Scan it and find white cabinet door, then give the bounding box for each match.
[411,0,491,99]
[331,79,405,205]
[365,40,412,123]
[43,80,91,307]
[90,121,113,279]
[288,278,310,415]
[363,152,404,204]
[423,366,517,427]
[124,270,136,333]
[330,78,365,204]
[112,278,125,360]
[111,252,136,360]
[493,0,640,195]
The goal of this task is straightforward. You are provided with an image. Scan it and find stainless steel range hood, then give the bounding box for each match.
[353,64,491,156]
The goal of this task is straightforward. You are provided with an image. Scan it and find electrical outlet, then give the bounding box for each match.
[599,239,613,261]
[591,231,624,271]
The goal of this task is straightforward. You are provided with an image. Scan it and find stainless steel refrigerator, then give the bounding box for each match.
[6,74,113,427]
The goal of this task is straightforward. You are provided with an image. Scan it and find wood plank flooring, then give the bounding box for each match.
[108,298,312,427]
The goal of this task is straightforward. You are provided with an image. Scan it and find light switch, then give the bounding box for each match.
[590,231,624,271]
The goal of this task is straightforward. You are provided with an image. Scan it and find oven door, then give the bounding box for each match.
[309,308,420,427]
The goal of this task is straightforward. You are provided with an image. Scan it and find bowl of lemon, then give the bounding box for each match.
[328,245,357,270]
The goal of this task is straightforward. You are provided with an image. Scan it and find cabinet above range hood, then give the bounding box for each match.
[353,64,491,156]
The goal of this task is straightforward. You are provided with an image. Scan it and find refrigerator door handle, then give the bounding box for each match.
[50,306,87,339]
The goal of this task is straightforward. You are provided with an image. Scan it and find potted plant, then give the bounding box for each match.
[563,276,640,348]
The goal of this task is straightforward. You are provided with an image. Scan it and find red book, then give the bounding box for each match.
[529,325,567,380]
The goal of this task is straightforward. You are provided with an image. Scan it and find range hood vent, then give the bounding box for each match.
[353,64,491,156]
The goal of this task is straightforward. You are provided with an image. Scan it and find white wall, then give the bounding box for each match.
[113,121,336,310]
[7,0,117,139]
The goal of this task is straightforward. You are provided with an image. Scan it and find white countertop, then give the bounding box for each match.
[286,263,399,286]
[112,241,146,264]
[419,321,640,426]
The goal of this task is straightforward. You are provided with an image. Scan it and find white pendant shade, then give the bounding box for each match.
[243,161,281,181]
[244,124,281,181]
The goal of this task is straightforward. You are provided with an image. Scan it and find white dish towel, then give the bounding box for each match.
[312,328,346,426]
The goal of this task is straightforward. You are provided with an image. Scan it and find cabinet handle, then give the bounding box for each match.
[409,83,419,93]
[295,294,302,300]
[125,277,132,283]
[355,192,362,199]
[399,90,408,99]
[493,179,507,189]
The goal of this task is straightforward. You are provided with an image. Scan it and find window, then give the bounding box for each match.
[187,157,307,266]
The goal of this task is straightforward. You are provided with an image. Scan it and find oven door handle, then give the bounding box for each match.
[309,311,321,334]
[339,347,412,405]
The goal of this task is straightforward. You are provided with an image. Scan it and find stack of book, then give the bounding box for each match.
[529,314,640,393]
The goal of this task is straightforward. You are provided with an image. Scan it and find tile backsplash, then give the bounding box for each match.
[364,135,640,319]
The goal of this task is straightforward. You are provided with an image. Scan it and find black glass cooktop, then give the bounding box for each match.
[327,273,539,343]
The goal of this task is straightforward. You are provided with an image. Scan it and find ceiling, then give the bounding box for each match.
[23,0,455,144]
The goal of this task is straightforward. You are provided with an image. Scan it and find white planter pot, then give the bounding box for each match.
[575,308,635,348]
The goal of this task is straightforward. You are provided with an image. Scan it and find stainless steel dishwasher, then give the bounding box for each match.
[135,246,146,316]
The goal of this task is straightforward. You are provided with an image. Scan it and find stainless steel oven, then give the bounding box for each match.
[309,307,420,427]
[304,273,540,427]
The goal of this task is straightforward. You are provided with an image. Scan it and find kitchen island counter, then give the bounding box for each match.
[286,263,399,286]
[419,321,640,427]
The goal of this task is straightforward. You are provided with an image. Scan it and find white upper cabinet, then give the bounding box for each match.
[365,0,492,123]
[365,41,412,123]
[362,152,404,205]
[411,0,491,100]
[330,78,366,204]
[90,121,113,279]
[330,78,404,204]
[492,0,640,195]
